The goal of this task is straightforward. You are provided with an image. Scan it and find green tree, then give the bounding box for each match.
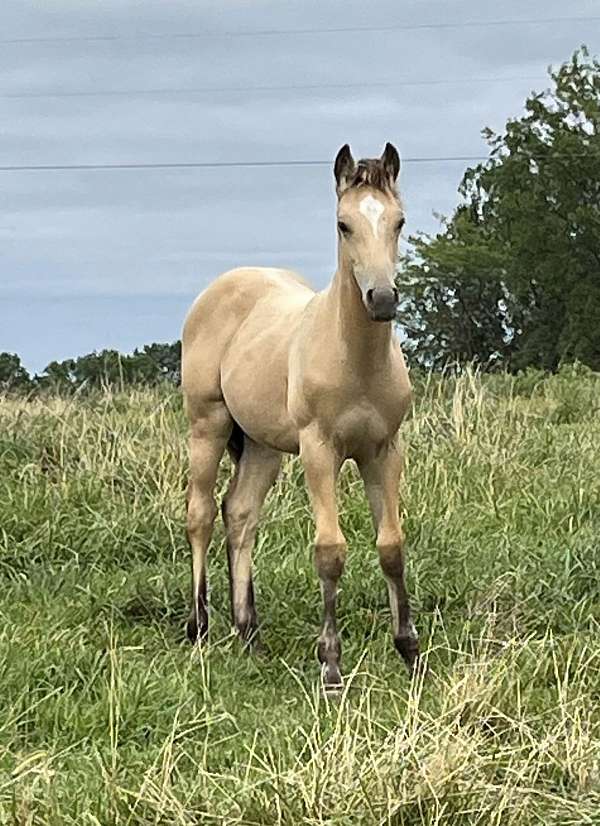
[399,209,517,369]
[140,341,181,384]
[0,352,32,392]
[71,350,125,388]
[400,47,600,371]
[35,359,76,392]
[34,341,181,393]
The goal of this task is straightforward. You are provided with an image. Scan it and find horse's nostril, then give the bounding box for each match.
[366,289,374,305]
[393,288,399,302]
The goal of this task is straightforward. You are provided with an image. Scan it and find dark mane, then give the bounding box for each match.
[347,158,397,195]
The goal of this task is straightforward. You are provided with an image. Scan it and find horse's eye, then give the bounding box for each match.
[396,218,405,233]
[337,221,351,235]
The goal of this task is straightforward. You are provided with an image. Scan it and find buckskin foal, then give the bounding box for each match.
[181,143,419,689]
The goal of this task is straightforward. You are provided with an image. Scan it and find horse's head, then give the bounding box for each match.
[334,143,404,322]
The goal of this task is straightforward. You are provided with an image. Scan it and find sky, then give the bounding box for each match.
[1,0,598,373]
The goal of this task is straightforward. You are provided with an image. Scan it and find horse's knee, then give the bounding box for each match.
[315,535,347,581]
[377,531,405,580]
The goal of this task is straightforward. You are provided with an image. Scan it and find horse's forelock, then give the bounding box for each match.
[347,159,397,196]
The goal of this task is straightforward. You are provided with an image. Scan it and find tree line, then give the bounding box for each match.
[2,48,598,393]
[0,342,181,394]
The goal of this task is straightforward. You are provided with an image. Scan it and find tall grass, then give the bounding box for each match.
[0,365,599,824]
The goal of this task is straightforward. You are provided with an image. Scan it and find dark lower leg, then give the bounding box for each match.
[222,442,280,647]
[225,532,259,643]
[389,579,419,672]
[379,544,419,673]
[185,480,217,644]
[316,545,345,689]
[222,492,261,644]
[184,408,232,645]
[186,569,208,643]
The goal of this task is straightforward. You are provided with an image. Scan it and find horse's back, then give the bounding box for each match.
[182,267,314,420]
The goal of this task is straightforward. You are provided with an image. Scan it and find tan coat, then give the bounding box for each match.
[182,143,419,690]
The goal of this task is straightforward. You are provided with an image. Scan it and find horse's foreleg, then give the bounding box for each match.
[185,405,232,644]
[300,428,345,691]
[222,440,281,645]
[359,443,419,674]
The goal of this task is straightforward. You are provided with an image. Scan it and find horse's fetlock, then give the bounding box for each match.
[236,616,258,645]
[318,633,341,664]
[186,612,208,645]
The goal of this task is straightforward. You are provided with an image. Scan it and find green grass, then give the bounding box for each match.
[1,364,599,824]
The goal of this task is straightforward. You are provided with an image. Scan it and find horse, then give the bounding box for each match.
[181,142,419,690]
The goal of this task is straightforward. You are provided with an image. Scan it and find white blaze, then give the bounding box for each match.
[359,194,385,239]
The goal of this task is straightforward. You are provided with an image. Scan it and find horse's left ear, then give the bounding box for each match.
[381,142,401,184]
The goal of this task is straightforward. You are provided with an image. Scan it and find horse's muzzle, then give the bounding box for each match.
[365,287,398,322]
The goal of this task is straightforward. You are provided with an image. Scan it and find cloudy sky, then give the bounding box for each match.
[2,0,598,372]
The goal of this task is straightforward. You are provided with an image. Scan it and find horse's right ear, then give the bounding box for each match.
[334,144,355,195]
[381,142,401,184]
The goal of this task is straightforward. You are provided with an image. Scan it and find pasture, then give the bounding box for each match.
[1,366,599,824]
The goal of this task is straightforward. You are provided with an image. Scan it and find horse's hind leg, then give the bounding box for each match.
[185,402,232,644]
[358,442,419,675]
[221,438,281,644]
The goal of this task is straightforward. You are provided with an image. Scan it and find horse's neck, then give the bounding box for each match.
[326,268,393,368]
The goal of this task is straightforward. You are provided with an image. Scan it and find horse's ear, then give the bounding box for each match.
[381,142,401,184]
[334,144,355,195]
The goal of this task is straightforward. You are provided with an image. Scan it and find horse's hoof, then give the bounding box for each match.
[249,634,266,655]
[321,663,344,697]
[235,621,261,651]
[240,633,264,655]
[186,614,208,645]
[395,632,420,676]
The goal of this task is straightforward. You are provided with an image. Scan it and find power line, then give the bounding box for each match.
[0,154,588,174]
[0,75,546,101]
[0,160,331,173]
[2,15,598,45]
[0,159,459,173]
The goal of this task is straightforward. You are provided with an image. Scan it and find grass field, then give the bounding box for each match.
[1,366,599,825]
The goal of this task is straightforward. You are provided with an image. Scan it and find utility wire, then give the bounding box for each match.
[0,160,332,173]
[2,14,598,45]
[0,154,588,173]
[0,75,547,101]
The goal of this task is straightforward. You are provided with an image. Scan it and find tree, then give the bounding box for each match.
[0,353,32,392]
[400,47,600,371]
[399,209,517,369]
[138,341,181,384]
[33,341,182,393]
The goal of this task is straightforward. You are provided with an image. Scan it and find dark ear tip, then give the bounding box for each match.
[334,144,355,188]
[382,141,401,179]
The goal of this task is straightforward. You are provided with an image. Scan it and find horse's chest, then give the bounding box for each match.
[334,401,390,455]
[288,353,412,458]
[320,389,408,459]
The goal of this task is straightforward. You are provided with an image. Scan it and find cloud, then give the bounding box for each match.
[1,0,596,370]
